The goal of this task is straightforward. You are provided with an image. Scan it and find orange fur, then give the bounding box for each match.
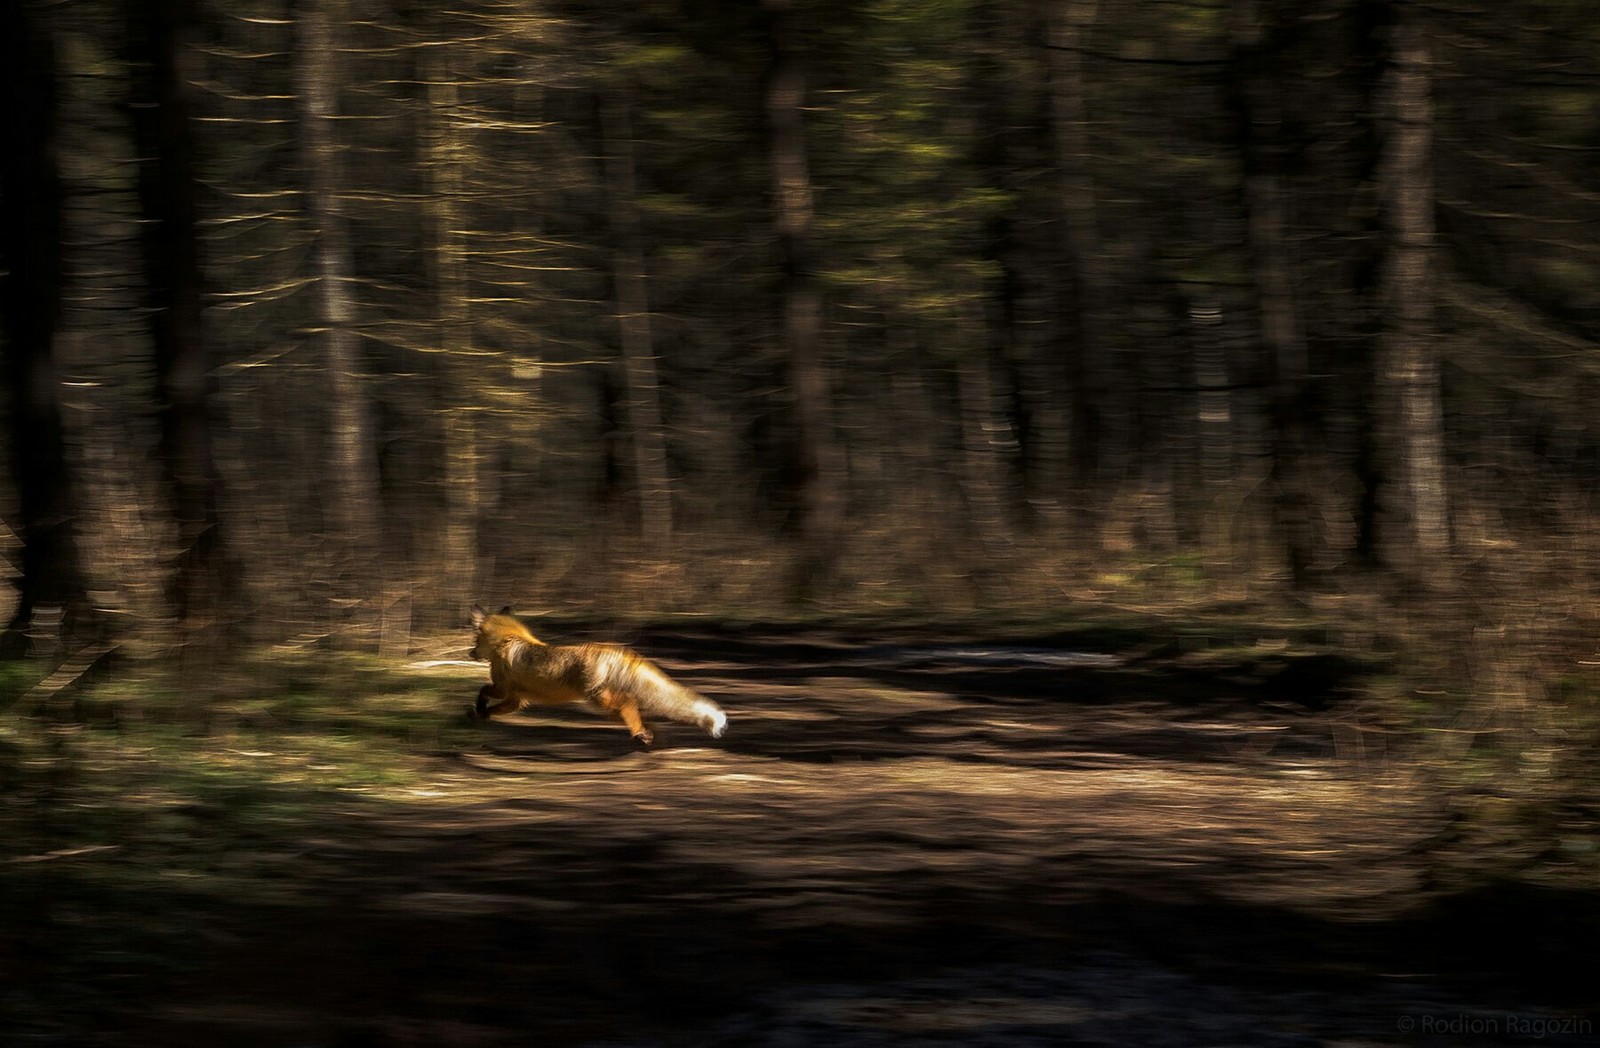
[468,604,727,745]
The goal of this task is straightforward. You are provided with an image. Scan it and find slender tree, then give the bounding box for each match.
[293,0,382,586]
[972,0,1047,528]
[1044,0,1109,543]
[1229,0,1318,585]
[763,0,843,587]
[126,0,241,633]
[0,0,90,653]
[1370,0,1448,572]
[423,46,482,616]
[600,85,674,546]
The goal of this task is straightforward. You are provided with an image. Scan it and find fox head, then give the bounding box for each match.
[468,603,517,660]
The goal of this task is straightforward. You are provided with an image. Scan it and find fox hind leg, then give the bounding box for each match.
[620,703,654,746]
[601,689,654,746]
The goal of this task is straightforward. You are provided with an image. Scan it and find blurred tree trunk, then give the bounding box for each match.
[0,1,90,655]
[1188,301,1233,488]
[600,86,673,547]
[1369,3,1449,572]
[126,0,241,635]
[426,52,480,615]
[1044,0,1108,544]
[763,0,843,590]
[1229,0,1318,587]
[972,0,1038,529]
[956,346,1006,542]
[293,0,381,588]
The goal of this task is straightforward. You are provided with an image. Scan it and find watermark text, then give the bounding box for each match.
[1397,1013,1593,1039]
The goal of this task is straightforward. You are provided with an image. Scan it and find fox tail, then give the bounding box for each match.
[598,648,727,738]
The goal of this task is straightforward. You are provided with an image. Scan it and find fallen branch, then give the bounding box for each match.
[6,843,121,865]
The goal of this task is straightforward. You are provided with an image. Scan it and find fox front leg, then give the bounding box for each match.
[474,684,526,719]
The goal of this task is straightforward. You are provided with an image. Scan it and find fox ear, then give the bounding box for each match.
[470,604,487,628]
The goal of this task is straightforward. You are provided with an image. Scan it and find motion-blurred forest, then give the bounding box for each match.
[3,0,1596,646]
[4,0,1600,1043]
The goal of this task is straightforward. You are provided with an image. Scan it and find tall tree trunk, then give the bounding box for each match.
[1372,4,1448,572]
[0,1,90,654]
[1044,0,1108,545]
[294,0,381,586]
[426,51,480,617]
[600,87,673,547]
[126,0,240,635]
[1230,0,1318,586]
[973,0,1036,530]
[763,0,842,590]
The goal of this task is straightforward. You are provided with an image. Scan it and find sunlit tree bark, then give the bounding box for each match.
[425,50,480,615]
[1371,2,1449,571]
[293,0,381,580]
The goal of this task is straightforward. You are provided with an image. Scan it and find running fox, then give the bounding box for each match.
[468,604,727,745]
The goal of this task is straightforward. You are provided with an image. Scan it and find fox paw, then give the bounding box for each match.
[706,710,728,739]
[633,728,655,747]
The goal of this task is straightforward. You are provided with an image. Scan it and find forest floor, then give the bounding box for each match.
[2,617,1598,1046]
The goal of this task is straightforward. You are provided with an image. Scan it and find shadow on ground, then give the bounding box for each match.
[4,626,1595,1046]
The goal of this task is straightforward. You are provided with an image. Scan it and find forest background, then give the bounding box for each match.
[2,0,1599,754]
[4,1,1600,1040]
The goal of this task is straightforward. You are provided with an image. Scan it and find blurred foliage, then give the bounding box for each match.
[0,0,1594,635]
[0,0,1595,883]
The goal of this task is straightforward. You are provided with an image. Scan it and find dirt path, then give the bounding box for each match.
[105,632,1597,1045]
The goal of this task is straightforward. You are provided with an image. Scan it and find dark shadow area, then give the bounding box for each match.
[612,623,1375,712]
[34,816,1597,1047]
[3,628,1590,1046]
[470,695,1339,769]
